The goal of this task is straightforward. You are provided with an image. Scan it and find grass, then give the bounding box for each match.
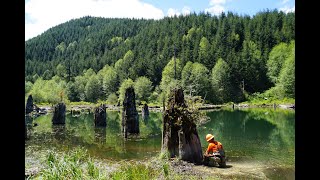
[31,147,107,180]
[109,161,159,180]
[28,147,209,180]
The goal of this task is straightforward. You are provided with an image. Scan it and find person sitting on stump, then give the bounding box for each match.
[203,133,226,167]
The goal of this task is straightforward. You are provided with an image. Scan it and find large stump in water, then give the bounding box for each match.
[52,103,66,124]
[94,104,107,127]
[122,87,139,137]
[141,103,149,121]
[162,88,203,164]
[26,95,33,114]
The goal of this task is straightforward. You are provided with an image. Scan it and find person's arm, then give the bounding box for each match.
[205,144,212,156]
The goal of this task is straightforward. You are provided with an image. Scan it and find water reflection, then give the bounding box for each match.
[197,108,295,166]
[26,108,294,166]
[94,127,106,144]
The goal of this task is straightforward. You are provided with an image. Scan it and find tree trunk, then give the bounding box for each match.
[94,104,107,127]
[52,103,66,124]
[141,104,149,122]
[26,95,33,114]
[122,87,139,137]
[161,88,203,164]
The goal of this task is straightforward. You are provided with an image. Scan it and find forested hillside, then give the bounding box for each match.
[25,10,295,105]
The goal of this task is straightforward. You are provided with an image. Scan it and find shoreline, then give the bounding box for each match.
[34,102,295,116]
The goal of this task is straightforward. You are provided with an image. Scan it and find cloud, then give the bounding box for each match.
[205,0,227,16]
[167,6,191,17]
[205,5,225,15]
[279,5,295,13]
[209,0,226,6]
[25,0,164,41]
[182,6,191,16]
[167,8,180,17]
[281,0,290,5]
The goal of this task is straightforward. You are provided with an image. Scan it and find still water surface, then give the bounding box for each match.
[25,108,294,167]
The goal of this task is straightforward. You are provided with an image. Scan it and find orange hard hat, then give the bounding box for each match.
[206,134,214,142]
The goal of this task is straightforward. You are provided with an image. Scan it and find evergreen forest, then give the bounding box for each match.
[25,10,295,105]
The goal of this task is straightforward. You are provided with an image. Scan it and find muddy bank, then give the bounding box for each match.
[168,158,294,180]
[26,152,294,180]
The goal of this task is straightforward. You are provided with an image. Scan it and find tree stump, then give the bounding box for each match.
[94,104,107,127]
[52,103,66,124]
[122,87,139,137]
[141,103,149,122]
[161,88,203,164]
[26,95,33,114]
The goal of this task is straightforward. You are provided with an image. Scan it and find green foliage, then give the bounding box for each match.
[100,65,119,97]
[56,63,67,79]
[40,147,107,180]
[25,81,33,94]
[30,77,69,104]
[66,81,79,102]
[85,75,101,103]
[32,74,40,83]
[109,162,158,180]
[115,50,135,82]
[158,150,170,160]
[266,42,291,84]
[55,42,66,53]
[181,61,210,99]
[134,76,153,103]
[278,46,295,98]
[211,58,233,103]
[198,37,211,66]
[263,40,295,99]
[25,11,295,104]
[42,69,53,80]
[239,40,265,93]
[162,79,183,105]
[107,93,118,105]
[118,78,135,104]
[148,86,162,105]
[160,57,183,92]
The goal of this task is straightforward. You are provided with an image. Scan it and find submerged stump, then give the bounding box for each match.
[94,104,107,127]
[122,87,139,137]
[141,103,149,122]
[161,88,203,164]
[52,103,66,124]
[26,95,34,114]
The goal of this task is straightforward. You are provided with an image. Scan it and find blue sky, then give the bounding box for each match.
[25,0,295,41]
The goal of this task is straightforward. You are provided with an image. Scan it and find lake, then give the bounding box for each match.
[25,107,295,177]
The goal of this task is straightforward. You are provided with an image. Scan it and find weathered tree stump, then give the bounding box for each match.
[94,104,107,127]
[162,88,203,164]
[26,95,34,114]
[141,103,149,122]
[122,87,139,137]
[52,103,66,124]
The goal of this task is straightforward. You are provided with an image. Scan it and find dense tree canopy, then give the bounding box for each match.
[25,10,295,104]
